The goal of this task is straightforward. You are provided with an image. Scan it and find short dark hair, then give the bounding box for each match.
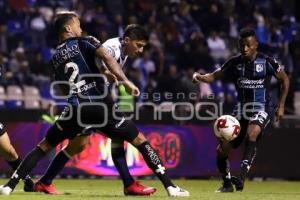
[54,11,78,34]
[124,24,149,41]
[239,28,257,39]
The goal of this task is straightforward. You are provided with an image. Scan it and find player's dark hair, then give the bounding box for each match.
[54,11,78,35]
[239,28,257,39]
[124,24,149,41]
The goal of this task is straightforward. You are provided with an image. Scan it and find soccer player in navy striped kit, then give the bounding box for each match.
[35,25,156,196]
[193,28,289,192]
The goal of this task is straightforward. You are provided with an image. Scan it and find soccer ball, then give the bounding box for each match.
[213,115,241,141]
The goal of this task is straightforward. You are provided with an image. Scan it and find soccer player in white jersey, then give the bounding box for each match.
[34,24,157,196]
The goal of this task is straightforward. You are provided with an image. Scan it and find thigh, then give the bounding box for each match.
[99,118,139,143]
[65,135,89,156]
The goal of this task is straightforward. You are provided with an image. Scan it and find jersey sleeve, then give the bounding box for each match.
[102,42,121,61]
[219,57,236,78]
[99,40,121,70]
[266,56,284,76]
[83,36,102,49]
[79,39,100,55]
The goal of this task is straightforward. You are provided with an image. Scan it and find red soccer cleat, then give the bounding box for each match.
[34,181,59,195]
[124,181,156,196]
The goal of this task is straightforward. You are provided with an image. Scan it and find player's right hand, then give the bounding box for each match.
[124,80,140,97]
[103,70,119,85]
[192,72,204,83]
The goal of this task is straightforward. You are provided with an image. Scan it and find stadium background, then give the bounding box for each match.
[0,0,299,180]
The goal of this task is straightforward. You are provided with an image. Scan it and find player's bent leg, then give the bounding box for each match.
[0,132,35,192]
[234,123,262,192]
[111,138,156,195]
[215,142,234,193]
[131,133,189,197]
[36,135,89,195]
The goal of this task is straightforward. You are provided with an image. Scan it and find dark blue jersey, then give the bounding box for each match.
[220,53,283,113]
[51,37,105,106]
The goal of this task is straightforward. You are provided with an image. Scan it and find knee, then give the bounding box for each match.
[111,139,123,149]
[131,132,147,147]
[216,145,225,157]
[65,144,85,155]
[2,145,18,161]
[216,144,230,158]
[247,130,260,141]
[65,140,88,156]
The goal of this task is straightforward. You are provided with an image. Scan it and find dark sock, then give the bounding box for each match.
[111,142,134,188]
[137,141,174,188]
[6,158,21,171]
[240,140,257,180]
[217,155,231,186]
[6,158,33,186]
[6,147,46,190]
[40,150,70,185]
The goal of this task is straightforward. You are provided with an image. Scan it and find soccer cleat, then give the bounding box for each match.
[23,178,35,192]
[124,181,156,196]
[231,176,244,191]
[34,181,58,195]
[167,186,190,197]
[0,185,12,195]
[215,184,234,193]
[215,179,234,193]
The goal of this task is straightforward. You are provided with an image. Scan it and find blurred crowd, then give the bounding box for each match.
[0,0,299,114]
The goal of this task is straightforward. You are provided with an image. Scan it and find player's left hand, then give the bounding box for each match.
[275,106,284,122]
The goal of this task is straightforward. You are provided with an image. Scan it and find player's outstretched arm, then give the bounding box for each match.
[192,69,223,84]
[275,70,290,121]
[95,47,140,96]
[96,47,129,82]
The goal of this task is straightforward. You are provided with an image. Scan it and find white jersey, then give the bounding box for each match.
[102,37,128,68]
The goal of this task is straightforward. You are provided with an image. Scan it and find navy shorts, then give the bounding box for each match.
[230,110,272,149]
[0,122,6,136]
[46,104,139,147]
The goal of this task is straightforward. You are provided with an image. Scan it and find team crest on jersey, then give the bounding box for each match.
[236,64,242,70]
[255,64,263,72]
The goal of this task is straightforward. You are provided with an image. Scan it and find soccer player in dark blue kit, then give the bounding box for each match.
[193,28,289,192]
[34,25,156,195]
[0,12,189,197]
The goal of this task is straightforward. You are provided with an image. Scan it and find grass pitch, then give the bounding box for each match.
[1,179,300,200]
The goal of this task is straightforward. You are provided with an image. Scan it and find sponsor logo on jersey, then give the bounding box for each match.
[237,78,264,89]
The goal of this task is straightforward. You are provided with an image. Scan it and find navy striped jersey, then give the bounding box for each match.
[220,53,283,112]
[51,37,105,106]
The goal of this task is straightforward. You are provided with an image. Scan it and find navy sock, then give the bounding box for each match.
[6,146,46,190]
[40,150,70,185]
[7,158,32,183]
[240,140,257,180]
[111,142,134,188]
[137,141,174,188]
[217,155,231,185]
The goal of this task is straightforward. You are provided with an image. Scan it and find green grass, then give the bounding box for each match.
[1,179,300,200]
